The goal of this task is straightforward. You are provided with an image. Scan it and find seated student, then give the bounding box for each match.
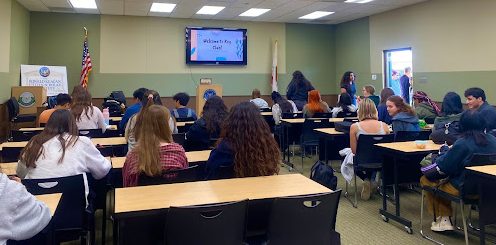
[377,88,395,124]
[330,92,357,118]
[420,110,496,232]
[119,87,148,132]
[386,95,420,132]
[171,92,197,121]
[271,91,298,125]
[349,99,390,200]
[185,96,228,151]
[122,105,188,187]
[205,102,280,179]
[413,91,440,121]
[357,85,380,106]
[0,172,51,244]
[16,109,111,197]
[303,90,332,118]
[249,89,269,109]
[38,93,72,127]
[126,90,177,151]
[464,87,496,131]
[70,85,106,132]
[430,92,463,145]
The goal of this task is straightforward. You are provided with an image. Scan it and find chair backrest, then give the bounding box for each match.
[2,147,23,162]
[166,200,247,245]
[462,153,496,197]
[282,112,303,119]
[336,111,357,118]
[312,112,333,118]
[355,134,395,167]
[301,119,334,144]
[267,190,342,244]
[47,96,57,109]
[22,174,86,230]
[260,107,272,112]
[394,130,421,142]
[79,129,105,138]
[11,130,41,142]
[39,123,46,127]
[172,133,186,146]
[6,97,19,120]
[137,165,199,186]
[424,117,435,124]
[175,117,196,122]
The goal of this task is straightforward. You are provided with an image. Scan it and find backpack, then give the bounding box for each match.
[102,98,122,117]
[430,120,461,145]
[310,160,338,190]
[334,121,354,133]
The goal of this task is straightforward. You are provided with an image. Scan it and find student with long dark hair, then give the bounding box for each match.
[70,85,106,132]
[271,91,298,125]
[430,92,464,145]
[386,95,420,131]
[185,96,228,151]
[205,102,280,179]
[340,71,357,105]
[377,88,395,124]
[331,92,357,118]
[123,104,188,187]
[286,71,315,110]
[421,110,496,232]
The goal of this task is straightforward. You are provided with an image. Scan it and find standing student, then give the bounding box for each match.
[390,70,401,96]
[340,71,357,105]
[249,89,269,109]
[122,105,188,187]
[349,98,390,200]
[205,102,280,179]
[302,90,332,118]
[120,87,148,132]
[420,110,496,232]
[400,67,413,104]
[386,95,420,132]
[464,87,496,131]
[171,92,197,120]
[286,71,315,110]
[331,92,357,118]
[185,96,228,151]
[125,90,177,151]
[70,85,106,132]
[413,91,441,121]
[16,110,111,197]
[377,88,395,124]
[0,171,51,244]
[38,93,72,127]
[271,91,298,125]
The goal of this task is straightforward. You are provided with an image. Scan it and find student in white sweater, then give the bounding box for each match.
[70,85,107,132]
[16,110,111,200]
[0,173,51,244]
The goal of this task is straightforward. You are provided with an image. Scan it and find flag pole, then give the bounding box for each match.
[83,27,88,38]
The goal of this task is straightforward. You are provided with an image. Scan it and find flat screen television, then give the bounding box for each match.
[186,27,247,65]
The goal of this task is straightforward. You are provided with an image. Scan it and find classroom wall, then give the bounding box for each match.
[28,13,336,98]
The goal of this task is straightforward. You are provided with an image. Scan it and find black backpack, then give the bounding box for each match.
[430,120,461,145]
[102,98,122,117]
[310,160,337,190]
[334,121,354,133]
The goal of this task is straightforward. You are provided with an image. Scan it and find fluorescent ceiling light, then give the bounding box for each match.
[150,3,176,13]
[299,11,334,20]
[345,0,374,3]
[239,8,271,17]
[196,6,225,15]
[69,0,97,9]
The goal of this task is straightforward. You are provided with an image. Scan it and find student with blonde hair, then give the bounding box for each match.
[349,98,390,200]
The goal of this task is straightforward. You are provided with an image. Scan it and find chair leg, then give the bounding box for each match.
[419,190,444,245]
[460,201,469,245]
[353,173,358,208]
[301,145,304,173]
[468,206,480,231]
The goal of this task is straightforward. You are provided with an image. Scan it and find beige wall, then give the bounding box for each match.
[0,0,12,73]
[100,16,286,74]
[369,0,496,74]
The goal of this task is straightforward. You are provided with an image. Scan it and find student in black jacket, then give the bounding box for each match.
[286,70,314,110]
[464,87,496,131]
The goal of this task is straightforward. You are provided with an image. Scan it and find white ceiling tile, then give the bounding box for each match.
[41,0,71,8]
[99,0,124,15]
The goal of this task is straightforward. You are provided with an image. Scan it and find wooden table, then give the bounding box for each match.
[110,117,122,122]
[19,125,118,131]
[176,121,194,127]
[314,128,345,164]
[375,140,442,234]
[0,137,127,151]
[0,162,17,175]
[261,112,272,116]
[35,193,62,216]
[111,150,211,169]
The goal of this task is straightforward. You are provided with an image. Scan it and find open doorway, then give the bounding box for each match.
[384,48,413,104]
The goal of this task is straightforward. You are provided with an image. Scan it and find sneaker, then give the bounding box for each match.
[361,180,371,200]
[431,216,454,232]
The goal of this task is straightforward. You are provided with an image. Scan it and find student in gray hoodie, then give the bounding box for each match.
[0,173,51,244]
[386,95,420,132]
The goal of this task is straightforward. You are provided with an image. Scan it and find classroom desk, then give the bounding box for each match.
[0,162,17,175]
[0,137,127,151]
[110,150,211,169]
[466,165,496,245]
[176,121,194,127]
[110,117,122,122]
[261,112,272,116]
[375,140,442,234]
[19,125,118,131]
[314,128,345,164]
[35,193,62,217]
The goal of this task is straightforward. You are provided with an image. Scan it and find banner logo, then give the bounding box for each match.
[18,92,36,107]
[39,66,50,77]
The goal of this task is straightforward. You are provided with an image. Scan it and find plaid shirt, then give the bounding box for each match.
[123,143,188,187]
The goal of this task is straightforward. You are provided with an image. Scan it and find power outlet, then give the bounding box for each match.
[371,74,377,80]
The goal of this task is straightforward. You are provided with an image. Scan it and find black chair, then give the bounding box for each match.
[175,117,196,123]
[166,200,247,245]
[336,111,357,118]
[420,153,496,245]
[282,112,303,119]
[260,107,272,112]
[79,129,105,138]
[22,174,91,244]
[2,147,23,162]
[6,97,37,126]
[267,191,342,245]
[11,130,41,142]
[312,112,333,118]
[137,165,200,186]
[87,174,111,245]
[346,134,395,208]
[394,130,430,142]
[424,117,435,124]
[300,119,333,172]
[172,133,186,146]
[39,123,46,127]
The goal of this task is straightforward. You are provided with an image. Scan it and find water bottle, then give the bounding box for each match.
[103,108,110,126]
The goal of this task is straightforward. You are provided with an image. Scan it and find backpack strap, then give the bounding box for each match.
[172,109,179,118]
[187,108,192,117]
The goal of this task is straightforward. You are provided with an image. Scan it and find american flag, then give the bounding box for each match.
[80,38,92,88]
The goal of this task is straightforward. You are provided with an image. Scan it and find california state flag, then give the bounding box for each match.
[271,41,278,92]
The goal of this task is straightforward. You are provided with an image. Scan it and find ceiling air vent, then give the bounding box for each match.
[48,7,76,13]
